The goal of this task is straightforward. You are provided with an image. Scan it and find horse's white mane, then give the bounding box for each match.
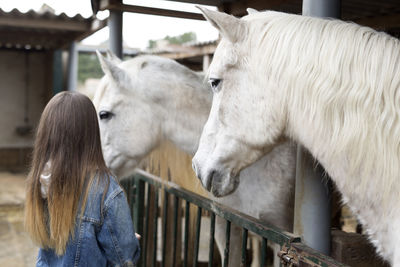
[244,11,400,201]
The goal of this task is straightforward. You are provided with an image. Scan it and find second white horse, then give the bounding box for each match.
[93,52,296,266]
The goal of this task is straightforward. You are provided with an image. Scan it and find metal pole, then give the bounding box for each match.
[294,0,341,254]
[108,9,123,59]
[66,42,77,91]
[302,0,341,18]
[52,49,63,94]
[294,146,331,254]
[203,54,210,72]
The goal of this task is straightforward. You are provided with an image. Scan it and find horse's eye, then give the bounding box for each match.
[99,111,113,120]
[208,78,222,93]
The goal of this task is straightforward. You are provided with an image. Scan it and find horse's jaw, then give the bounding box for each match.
[103,151,139,178]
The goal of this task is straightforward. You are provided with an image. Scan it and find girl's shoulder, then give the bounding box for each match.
[91,172,121,196]
[83,173,124,223]
[101,174,125,207]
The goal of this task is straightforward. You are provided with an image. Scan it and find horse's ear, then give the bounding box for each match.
[96,50,131,89]
[247,8,259,14]
[106,49,122,65]
[196,6,246,43]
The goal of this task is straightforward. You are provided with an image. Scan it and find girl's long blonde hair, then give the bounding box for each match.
[25,91,110,255]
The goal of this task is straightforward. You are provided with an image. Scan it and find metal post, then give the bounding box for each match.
[52,49,63,94]
[108,9,123,59]
[302,0,341,18]
[294,0,341,254]
[66,42,77,91]
[294,0,341,255]
[203,54,210,72]
[294,146,331,254]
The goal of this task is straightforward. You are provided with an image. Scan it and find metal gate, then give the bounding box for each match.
[121,169,347,267]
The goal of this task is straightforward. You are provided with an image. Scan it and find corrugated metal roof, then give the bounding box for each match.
[0,7,88,22]
[273,0,400,21]
[0,7,106,50]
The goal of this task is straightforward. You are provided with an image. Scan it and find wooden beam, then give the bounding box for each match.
[176,59,203,71]
[354,13,400,30]
[220,0,288,16]
[0,16,92,32]
[99,0,117,11]
[104,3,206,20]
[74,18,107,42]
[154,43,216,60]
[99,0,225,9]
[161,0,223,6]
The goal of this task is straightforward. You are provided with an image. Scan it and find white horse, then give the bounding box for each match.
[193,7,400,266]
[93,52,296,266]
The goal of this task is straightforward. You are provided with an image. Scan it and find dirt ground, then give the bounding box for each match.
[0,172,37,267]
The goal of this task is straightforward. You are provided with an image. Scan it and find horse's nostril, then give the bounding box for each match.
[205,170,216,191]
[192,161,201,180]
[192,162,197,175]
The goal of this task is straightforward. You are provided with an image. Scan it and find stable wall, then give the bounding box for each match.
[0,50,52,171]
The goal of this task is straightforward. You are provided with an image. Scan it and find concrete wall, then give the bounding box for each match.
[0,50,52,170]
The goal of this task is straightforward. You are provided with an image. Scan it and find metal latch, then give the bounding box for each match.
[278,249,299,267]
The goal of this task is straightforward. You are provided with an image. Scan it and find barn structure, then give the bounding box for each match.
[0,5,105,172]
[0,5,107,265]
[1,0,399,266]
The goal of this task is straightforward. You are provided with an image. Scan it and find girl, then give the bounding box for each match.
[24,91,140,266]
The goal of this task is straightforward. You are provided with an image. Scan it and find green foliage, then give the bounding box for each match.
[78,53,103,83]
[147,32,197,49]
[148,40,157,49]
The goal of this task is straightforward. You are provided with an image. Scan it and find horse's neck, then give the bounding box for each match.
[162,78,212,155]
[285,84,400,217]
[287,109,348,184]
[285,93,396,253]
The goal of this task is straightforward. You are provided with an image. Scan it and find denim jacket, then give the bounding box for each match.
[36,174,140,267]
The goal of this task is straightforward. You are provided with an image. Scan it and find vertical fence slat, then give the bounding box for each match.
[193,207,202,267]
[208,213,216,267]
[183,200,190,267]
[172,195,179,267]
[260,237,268,267]
[152,188,159,267]
[241,228,248,267]
[142,183,151,267]
[161,190,169,267]
[129,178,134,218]
[133,178,145,235]
[223,221,231,267]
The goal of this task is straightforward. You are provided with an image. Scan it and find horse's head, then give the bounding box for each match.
[94,52,210,178]
[93,52,166,177]
[193,8,287,197]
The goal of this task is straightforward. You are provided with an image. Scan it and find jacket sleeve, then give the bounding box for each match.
[96,188,140,266]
